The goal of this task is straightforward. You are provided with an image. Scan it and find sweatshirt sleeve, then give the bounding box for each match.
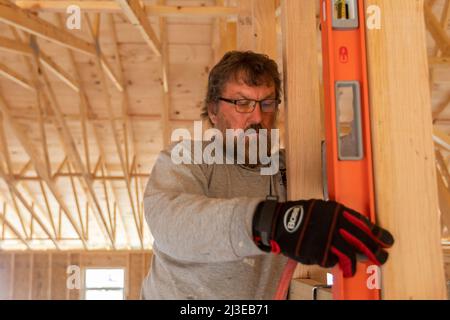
[143,145,266,263]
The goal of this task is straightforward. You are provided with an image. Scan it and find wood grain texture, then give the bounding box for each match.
[281,0,326,282]
[237,0,277,59]
[365,0,447,299]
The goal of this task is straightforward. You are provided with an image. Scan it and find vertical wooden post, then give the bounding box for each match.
[365,0,447,299]
[237,0,277,59]
[281,1,326,281]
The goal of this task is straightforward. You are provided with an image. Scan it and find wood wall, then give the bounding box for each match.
[0,250,151,300]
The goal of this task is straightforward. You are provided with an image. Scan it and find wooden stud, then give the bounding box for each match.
[366,0,447,299]
[100,157,114,241]
[27,34,52,178]
[108,14,136,177]
[9,189,29,239]
[158,0,171,148]
[281,0,326,281]
[67,162,86,240]
[237,0,277,59]
[38,180,57,238]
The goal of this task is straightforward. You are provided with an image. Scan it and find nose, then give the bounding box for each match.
[248,102,263,124]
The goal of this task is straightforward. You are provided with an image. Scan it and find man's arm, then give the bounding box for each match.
[144,147,264,263]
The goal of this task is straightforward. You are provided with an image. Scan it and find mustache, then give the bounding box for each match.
[244,123,267,132]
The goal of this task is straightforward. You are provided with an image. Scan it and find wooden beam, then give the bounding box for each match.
[37,180,57,238]
[14,1,239,16]
[85,14,143,248]
[0,35,79,93]
[0,1,122,92]
[107,14,133,174]
[281,0,326,282]
[38,57,115,247]
[158,0,171,148]
[55,13,129,247]
[237,0,277,59]
[0,111,12,174]
[67,162,86,240]
[424,2,450,56]
[8,189,28,239]
[146,4,238,17]
[0,62,35,91]
[436,149,450,187]
[433,126,450,151]
[38,51,79,93]
[0,90,88,249]
[213,0,236,63]
[100,157,114,244]
[432,93,450,120]
[436,156,450,239]
[0,208,31,249]
[366,0,447,299]
[431,0,450,58]
[28,34,52,178]
[116,0,161,56]
[0,165,60,249]
[0,0,95,55]
[0,35,32,55]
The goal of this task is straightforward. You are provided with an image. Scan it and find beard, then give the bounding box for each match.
[215,120,274,167]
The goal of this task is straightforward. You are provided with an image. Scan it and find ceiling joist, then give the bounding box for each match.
[116,0,161,57]
[14,1,239,17]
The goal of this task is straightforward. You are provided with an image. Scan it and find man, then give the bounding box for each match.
[141,51,394,300]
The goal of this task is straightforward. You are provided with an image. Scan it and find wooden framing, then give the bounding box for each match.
[424,1,450,56]
[0,210,31,249]
[0,0,94,54]
[280,0,327,282]
[0,35,79,93]
[0,0,122,91]
[237,0,277,59]
[14,1,239,17]
[0,164,60,249]
[0,90,88,249]
[366,0,446,299]
[84,13,143,248]
[0,61,34,91]
[36,52,115,248]
[116,0,161,57]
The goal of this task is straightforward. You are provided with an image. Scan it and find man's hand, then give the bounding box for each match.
[252,199,394,277]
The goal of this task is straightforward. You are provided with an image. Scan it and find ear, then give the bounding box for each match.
[208,103,218,125]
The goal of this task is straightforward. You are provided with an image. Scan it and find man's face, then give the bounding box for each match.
[209,78,278,164]
[209,79,277,132]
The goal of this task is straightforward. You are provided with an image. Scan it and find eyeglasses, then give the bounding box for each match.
[218,97,281,113]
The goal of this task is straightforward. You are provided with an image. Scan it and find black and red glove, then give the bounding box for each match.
[252,199,394,277]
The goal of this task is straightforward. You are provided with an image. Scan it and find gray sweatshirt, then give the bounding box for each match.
[141,141,288,299]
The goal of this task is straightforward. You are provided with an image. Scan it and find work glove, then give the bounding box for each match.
[252,199,394,277]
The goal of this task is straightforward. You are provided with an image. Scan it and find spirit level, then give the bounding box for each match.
[275,0,379,300]
[321,0,378,300]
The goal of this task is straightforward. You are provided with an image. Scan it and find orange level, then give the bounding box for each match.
[320,0,378,300]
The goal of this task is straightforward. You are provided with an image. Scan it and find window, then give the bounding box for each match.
[84,268,125,300]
